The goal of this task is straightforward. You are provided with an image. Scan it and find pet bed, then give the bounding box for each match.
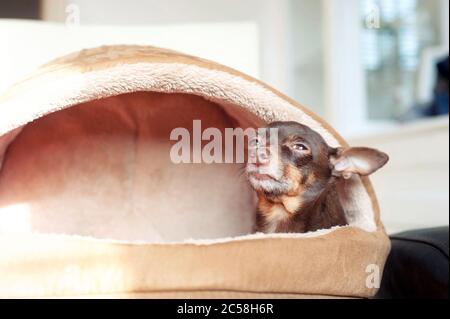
[0,45,390,298]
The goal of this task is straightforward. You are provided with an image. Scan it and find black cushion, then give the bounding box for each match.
[376,227,449,299]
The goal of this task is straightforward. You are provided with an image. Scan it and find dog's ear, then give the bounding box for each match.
[329,147,389,179]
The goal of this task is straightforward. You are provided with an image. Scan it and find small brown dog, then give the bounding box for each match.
[246,121,389,233]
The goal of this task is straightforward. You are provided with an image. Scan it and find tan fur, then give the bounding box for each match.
[255,164,306,231]
[264,205,291,233]
[257,190,304,232]
[280,195,303,213]
[285,164,302,195]
[306,171,318,185]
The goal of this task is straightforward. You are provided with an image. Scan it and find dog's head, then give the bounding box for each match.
[246,121,389,198]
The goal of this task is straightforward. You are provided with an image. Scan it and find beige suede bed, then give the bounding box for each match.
[0,45,390,298]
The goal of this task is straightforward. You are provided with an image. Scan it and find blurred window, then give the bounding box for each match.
[361,0,443,120]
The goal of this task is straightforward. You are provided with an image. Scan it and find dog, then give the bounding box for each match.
[246,121,389,233]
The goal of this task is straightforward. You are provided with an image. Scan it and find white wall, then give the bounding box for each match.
[41,0,293,97]
[442,0,450,51]
[290,0,325,116]
[323,0,368,136]
[44,0,263,25]
[0,19,259,95]
[350,117,449,234]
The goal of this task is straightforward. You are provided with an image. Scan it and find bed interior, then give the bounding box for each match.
[0,91,376,243]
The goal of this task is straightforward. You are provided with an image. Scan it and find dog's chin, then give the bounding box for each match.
[248,174,291,194]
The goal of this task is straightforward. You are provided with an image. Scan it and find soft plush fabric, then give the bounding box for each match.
[0,92,257,241]
[0,45,390,298]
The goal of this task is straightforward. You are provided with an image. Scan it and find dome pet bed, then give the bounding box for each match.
[0,45,390,298]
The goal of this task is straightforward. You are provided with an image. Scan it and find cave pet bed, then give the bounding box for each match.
[0,45,390,298]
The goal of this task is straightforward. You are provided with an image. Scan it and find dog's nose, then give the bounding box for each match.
[256,147,271,165]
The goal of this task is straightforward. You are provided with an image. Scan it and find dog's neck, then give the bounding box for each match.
[256,179,348,233]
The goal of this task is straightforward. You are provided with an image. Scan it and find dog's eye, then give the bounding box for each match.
[249,137,260,148]
[292,143,309,151]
